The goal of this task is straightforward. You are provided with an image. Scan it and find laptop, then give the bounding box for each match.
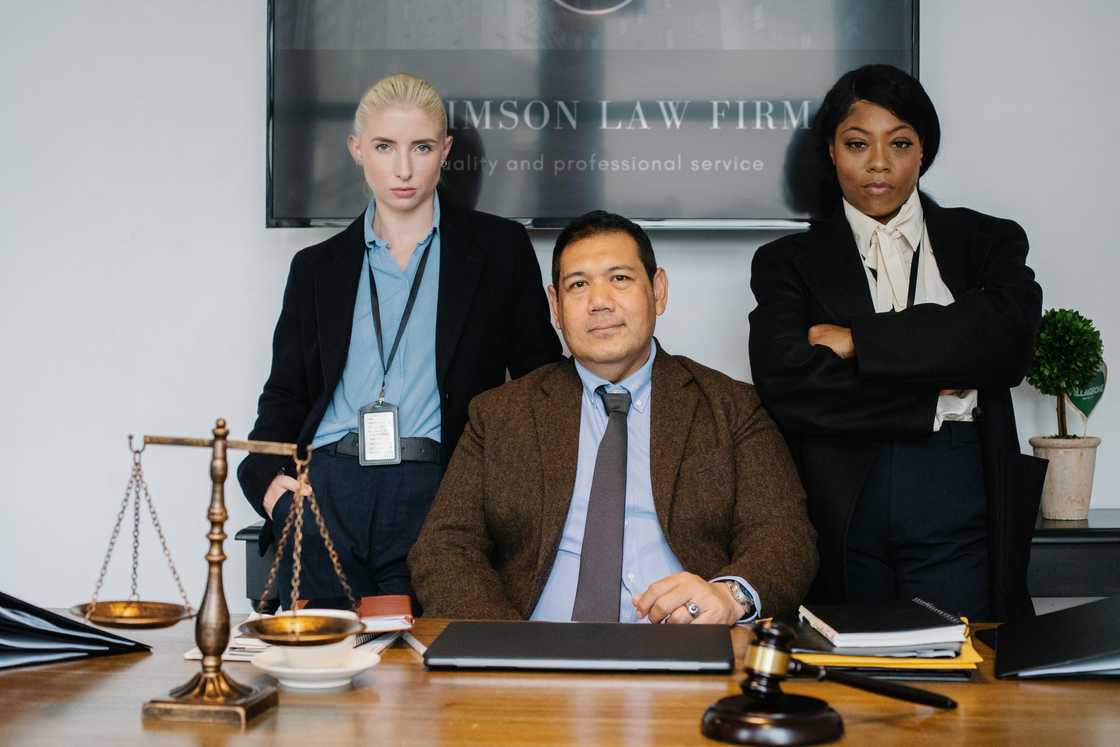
[423,621,734,673]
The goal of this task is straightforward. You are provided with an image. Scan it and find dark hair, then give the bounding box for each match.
[813,64,941,177]
[551,210,656,288]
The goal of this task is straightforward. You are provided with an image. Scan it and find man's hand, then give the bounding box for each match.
[808,324,855,360]
[632,572,745,625]
[262,474,313,519]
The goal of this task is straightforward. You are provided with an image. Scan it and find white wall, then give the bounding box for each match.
[2,1,1116,611]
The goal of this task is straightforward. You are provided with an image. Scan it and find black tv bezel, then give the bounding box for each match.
[265,0,920,229]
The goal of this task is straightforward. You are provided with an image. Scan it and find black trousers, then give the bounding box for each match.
[272,447,443,610]
[845,422,991,621]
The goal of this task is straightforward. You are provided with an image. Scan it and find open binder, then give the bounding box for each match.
[0,591,149,670]
[995,595,1120,678]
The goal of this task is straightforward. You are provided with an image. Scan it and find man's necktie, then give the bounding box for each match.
[571,387,631,622]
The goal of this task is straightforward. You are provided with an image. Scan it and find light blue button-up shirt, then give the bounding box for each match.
[530,341,761,623]
[312,194,442,449]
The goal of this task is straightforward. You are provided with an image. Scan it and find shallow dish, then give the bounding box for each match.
[239,611,364,646]
[251,646,380,690]
[69,601,193,629]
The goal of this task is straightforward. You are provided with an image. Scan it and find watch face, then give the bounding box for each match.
[727,581,749,606]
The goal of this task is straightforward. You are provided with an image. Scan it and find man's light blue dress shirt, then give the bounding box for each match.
[312,194,442,449]
[530,341,761,623]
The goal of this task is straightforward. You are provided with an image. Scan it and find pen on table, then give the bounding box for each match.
[402,631,427,656]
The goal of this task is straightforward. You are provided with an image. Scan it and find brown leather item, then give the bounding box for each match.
[294,595,413,623]
[357,595,413,621]
[409,346,819,622]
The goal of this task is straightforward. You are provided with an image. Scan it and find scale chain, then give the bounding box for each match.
[86,439,194,618]
[255,496,296,614]
[306,489,357,611]
[130,462,142,601]
[87,470,136,618]
[290,490,304,612]
[138,464,193,611]
[253,449,356,615]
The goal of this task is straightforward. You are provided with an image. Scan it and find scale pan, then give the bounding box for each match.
[238,614,364,646]
[70,600,194,629]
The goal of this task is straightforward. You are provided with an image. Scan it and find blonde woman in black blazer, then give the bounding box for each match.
[749,65,1046,622]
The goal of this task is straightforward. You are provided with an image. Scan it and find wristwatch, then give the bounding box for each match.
[723,580,754,619]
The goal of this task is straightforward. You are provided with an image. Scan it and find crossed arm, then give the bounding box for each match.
[748,217,1042,439]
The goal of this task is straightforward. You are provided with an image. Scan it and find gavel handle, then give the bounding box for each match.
[789,660,958,710]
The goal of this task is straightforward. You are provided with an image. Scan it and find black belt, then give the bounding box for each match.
[329,433,442,464]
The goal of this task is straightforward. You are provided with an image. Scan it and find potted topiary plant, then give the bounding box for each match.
[1027,308,1105,520]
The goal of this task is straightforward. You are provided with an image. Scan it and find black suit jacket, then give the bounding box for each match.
[238,202,562,549]
[748,196,1047,621]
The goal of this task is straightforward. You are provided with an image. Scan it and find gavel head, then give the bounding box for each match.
[742,620,797,699]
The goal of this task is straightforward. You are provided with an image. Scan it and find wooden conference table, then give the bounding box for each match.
[2,618,1118,746]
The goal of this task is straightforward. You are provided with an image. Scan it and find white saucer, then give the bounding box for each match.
[251,647,380,690]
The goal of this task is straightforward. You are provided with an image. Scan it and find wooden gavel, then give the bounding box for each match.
[702,620,956,745]
[744,619,958,708]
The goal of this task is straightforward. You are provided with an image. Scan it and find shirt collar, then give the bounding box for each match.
[363,191,441,251]
[573,339,656,415]
[842,188,924,260]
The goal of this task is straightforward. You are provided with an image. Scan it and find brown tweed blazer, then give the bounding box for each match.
[408,346,818,620]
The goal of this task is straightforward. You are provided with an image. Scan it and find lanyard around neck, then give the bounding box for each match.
[367,234,434,403]
[866,238,922,309]
[906,241,920,308]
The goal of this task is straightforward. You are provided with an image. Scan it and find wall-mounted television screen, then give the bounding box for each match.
[268,0,917,227]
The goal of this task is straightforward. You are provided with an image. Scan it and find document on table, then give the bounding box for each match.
[183,613,403,662]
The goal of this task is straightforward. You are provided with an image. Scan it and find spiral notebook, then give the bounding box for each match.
[798,598,967,648]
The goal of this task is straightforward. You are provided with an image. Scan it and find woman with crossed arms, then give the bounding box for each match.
[749,65,1045,622]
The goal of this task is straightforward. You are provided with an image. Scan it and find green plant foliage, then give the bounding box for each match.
[1028,308,1104,397]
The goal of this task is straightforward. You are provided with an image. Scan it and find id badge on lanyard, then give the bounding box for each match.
[359,399,400,466]
[357,237,433,466]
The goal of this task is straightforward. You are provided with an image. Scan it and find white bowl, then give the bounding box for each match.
[252,647,380,690]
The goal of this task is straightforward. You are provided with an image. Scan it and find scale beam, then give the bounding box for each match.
[143,434,301,457]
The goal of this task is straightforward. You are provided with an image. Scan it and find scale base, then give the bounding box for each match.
[701,692,843,746]
[142,671,277,726]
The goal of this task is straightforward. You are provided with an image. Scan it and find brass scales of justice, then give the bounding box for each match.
[72,419,363,725]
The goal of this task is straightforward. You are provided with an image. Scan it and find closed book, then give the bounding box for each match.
[296,595,413,633]
[792,620,962,658]
[356,595,413,633]
[995,595,1120,679]
[798,598,966,648]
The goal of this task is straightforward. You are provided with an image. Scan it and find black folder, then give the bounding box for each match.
[424,621,733,673]
[995,595,1120,678]
[0,591,149,670]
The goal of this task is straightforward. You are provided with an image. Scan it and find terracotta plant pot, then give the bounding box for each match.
[1029,436,1101,520]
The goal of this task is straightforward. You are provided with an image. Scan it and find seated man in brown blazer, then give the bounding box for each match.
[409,211,817,624]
